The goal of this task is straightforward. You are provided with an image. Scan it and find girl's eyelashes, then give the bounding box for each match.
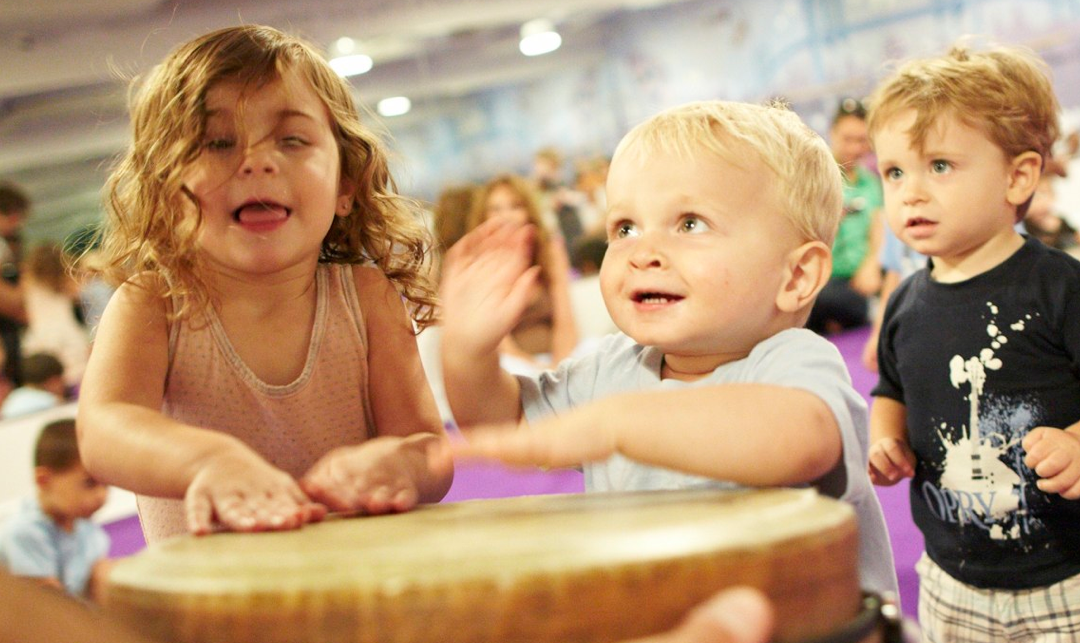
[199,134,310,156]
[203,137,235,152]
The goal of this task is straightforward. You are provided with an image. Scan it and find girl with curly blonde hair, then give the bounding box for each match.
[77,25,452,543]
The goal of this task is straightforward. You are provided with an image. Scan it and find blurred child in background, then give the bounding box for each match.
[0,419,112,603]
[20,243,89,391]
[0,352,66,419]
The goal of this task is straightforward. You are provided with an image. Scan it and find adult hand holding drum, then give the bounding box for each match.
[102,488,893,643]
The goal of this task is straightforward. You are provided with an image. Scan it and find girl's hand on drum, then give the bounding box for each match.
[1023,426,1080,499]
[185,451,325,535]
[300,437,423,515]
[867,437,916,486]
[453,416,617,469]
[622,587,774,643]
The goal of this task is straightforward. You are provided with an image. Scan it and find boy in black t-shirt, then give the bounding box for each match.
[866,41,1080,641]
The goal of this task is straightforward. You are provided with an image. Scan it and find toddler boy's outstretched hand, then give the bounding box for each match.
[1023,427,1080,499]
[450,411,618,470]
[867,437,916,486]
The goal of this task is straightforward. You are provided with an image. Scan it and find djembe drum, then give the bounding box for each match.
[105,488,874,643]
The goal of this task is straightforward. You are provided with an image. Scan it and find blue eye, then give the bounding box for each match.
[883,167,902,181]
[931,159,951,174]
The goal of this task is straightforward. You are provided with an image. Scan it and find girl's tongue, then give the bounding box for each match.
[237,203,288,224]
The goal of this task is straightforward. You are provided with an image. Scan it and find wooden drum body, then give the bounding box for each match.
[106,488,861,643]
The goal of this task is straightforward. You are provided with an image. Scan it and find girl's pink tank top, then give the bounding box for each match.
[137,263,375,544]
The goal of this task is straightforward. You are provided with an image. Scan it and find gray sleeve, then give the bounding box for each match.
[516,334,625,425]
[744,330,869,499]
[747,331,898,596]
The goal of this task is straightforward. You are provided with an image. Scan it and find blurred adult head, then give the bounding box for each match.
[829,98,871,173]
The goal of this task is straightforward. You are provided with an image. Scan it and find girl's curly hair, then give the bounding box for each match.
[97,25,437,329]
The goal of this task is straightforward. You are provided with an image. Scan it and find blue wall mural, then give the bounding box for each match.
[379,0,1080,202]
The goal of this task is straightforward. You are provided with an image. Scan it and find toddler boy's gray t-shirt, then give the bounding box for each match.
[518,328,900,598]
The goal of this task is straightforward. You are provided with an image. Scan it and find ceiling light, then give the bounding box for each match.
[334,37,357,55]
[377,96,411,117]
[329,54,373,77]
[519,19,561,57]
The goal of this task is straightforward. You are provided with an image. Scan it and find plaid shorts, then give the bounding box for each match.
[917,553,1080,643]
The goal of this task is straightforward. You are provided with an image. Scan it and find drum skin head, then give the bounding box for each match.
[106,488,861,643]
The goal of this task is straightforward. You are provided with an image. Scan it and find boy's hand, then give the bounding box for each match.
[860,331,879,373]
[867,437,916,486]
[451,413,617,470]
[1023,427,1080,499]
[440,218,541,356]
[301,437,430,515]
[185,451,324,535]
[850,259,882,297]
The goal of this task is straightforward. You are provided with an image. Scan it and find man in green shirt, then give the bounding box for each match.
[807,99,882,334]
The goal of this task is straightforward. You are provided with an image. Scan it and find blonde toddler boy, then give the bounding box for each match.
[440,100,898,597]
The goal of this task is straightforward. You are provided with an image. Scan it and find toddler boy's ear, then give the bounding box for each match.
[775,241,832,315]
[33,466,53,490]
[1007,151,1045,215]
